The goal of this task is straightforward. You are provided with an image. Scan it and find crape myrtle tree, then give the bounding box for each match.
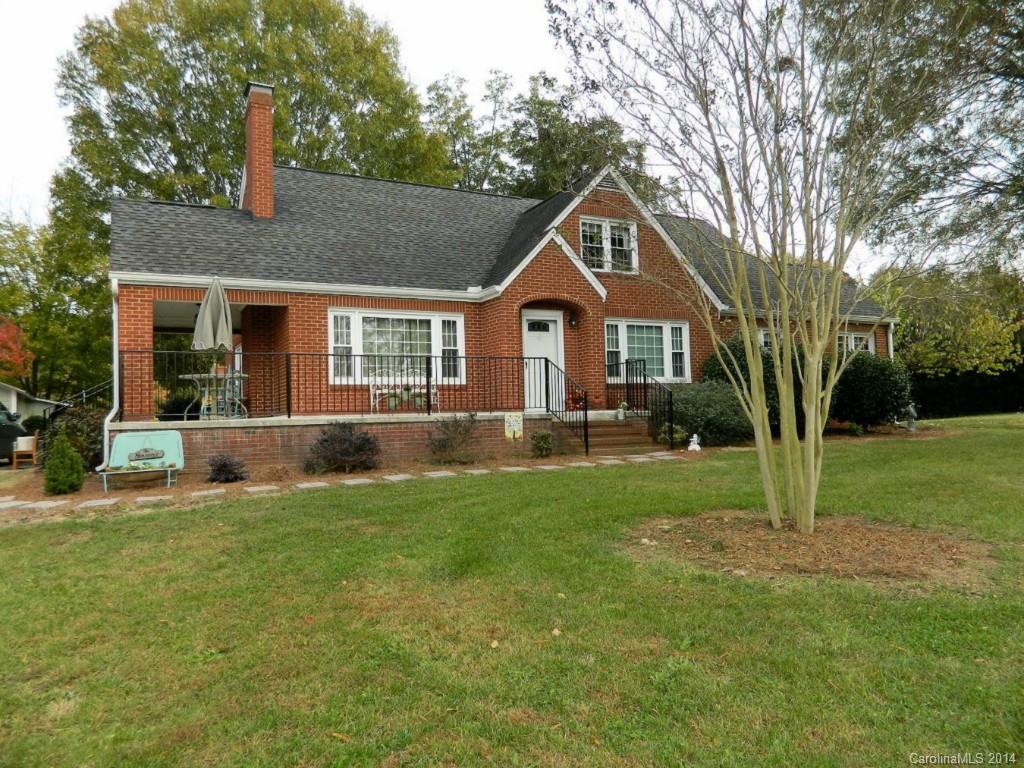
[548,0,962,532]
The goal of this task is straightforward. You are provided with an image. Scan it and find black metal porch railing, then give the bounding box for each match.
[607,359,675,449]
[117,350,589,452]
[43,379,114,421]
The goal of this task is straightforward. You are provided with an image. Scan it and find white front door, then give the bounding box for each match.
[521,311,564,411]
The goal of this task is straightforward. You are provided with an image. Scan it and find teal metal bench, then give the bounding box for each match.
[99,431,184,492]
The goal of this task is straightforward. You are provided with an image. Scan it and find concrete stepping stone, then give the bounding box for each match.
[463,469,491,475]
[628,456,655,463]
[498,466,529,473]
[0,500,28,510]
[566,461,596,467]
[295,481,329,490]
[191,489,226,498]
[383,474,415,482]
[654,454,681,460]
[597,459,625,465]
[341,478,374,486]
[0,496,13,502]
[535,464,564,470]
[135,495,173,506]
[76,498,120,510]
[423,471,458,478]
[22,500,69,510]
[245,485,280,494]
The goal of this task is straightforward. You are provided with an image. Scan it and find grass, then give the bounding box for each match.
[1,415,1022,766]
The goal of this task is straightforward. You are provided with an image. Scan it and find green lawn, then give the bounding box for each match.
[1,415,1022,766]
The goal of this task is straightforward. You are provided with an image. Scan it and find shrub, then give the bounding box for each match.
[157,393,199,421]
[702,334,780,428]
[832,354,912,428]
[207,454,249,483]
[41,407,105,470]
[20,415,48,434]
[44,430,86,495]
[530,430,554,458]
[428,413,479,464]
[304,423,379,474]
[670,381,754,447]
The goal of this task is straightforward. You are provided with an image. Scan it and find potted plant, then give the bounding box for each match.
[616,401,628,420]
[413,392,424,408]
[401,384,411,403]
[387,392,399,410]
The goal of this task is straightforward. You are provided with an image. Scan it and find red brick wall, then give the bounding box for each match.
[112,416,570,470]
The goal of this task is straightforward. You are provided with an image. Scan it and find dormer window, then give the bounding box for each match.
[580,217,638,273]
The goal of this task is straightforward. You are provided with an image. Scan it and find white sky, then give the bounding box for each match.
[0,0,567,224]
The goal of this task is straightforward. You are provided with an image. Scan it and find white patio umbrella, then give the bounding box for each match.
[191,276,233,351]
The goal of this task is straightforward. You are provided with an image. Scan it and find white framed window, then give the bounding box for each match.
[579,217,638,273]
[328,309,466,384]
[757,329,771,348]
[837,332,875,355]
[604,319,691,382]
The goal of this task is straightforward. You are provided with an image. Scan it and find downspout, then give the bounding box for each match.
[98,277,120,470]
[887,321,895,361]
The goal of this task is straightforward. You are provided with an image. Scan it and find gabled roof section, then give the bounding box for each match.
[656,214,888,320]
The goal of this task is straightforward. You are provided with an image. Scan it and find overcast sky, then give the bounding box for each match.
[0,0,567,224]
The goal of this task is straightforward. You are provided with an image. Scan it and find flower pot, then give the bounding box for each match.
[414,394,424,408]
[401,388,410,403]
[616,409,626,421]
[387,394,399,410]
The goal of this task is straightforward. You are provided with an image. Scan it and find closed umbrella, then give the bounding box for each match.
[191,276,233,351]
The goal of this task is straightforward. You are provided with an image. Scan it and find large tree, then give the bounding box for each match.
[550,0,958,532]
[426,71,657,199]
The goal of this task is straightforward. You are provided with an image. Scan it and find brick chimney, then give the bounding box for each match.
[242,81,275,218]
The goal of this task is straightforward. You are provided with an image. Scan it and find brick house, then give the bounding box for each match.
[106,82,893,466]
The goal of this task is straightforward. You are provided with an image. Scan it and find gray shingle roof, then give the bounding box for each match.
[655,214,886,319]
[109,166,886,319]
[111,167,539,291]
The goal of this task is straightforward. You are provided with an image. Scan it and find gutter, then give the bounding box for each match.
[98,277,120,470]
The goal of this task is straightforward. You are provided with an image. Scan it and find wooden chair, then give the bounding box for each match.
[12,430,39,469]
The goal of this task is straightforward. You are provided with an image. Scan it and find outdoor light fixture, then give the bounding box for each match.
[568,312,579,328]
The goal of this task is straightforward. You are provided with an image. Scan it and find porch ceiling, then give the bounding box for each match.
[153,300,245,332]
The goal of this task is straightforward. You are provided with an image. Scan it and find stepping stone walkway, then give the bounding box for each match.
[383,474,414,482]
[597,459,625,465]
[653,454,681,460]
[76,497,121,510]
[22,500,68,510]
[535,464,564,470]
[0,500,28,510]
[566,461,596,468]
[135,495,173,506]
[295,481,329,490]
[191,489,226,498]
[463,469,491,475]
[0,496,13,502]
[341,478,374,486]
[423,471,458,478]
[498,466,529,472]
[245,485,279,494]
[628,457,655,463]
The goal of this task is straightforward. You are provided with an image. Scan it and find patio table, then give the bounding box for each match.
[179,371,248,419]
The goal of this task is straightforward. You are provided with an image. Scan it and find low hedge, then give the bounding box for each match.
[669,381,753,446]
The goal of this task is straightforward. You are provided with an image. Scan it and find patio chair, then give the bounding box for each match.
[12,431,39,469]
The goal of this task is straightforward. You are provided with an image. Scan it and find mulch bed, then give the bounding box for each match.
[630,511,995,592]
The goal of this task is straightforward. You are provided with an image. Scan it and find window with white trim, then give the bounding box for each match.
[758,328,771,348]
[580,217,638,272]
[837,332,875,355]
[328,310,466,383]
[605,319,691,382]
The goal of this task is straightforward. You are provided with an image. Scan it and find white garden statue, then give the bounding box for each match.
[687,434,702,452]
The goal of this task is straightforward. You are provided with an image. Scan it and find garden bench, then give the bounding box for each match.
[99,431,184,492]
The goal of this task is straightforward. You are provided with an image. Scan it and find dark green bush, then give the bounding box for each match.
[428,413,479,464]
[702,334,780,428]
[670,381,754,446]
[530,430,554,458]
[20,415,48,434]
[41,407,105,470]
[157,393,200,421]
[44,430,86,495]
[207,454,249,483]
[831,353,912,428]
[304,423,379,474]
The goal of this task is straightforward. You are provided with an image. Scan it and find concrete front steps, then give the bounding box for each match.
[586,417,658,455]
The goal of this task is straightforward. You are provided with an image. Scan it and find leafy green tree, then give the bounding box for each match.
[0,219,110,399]
[873,264,1024,376]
